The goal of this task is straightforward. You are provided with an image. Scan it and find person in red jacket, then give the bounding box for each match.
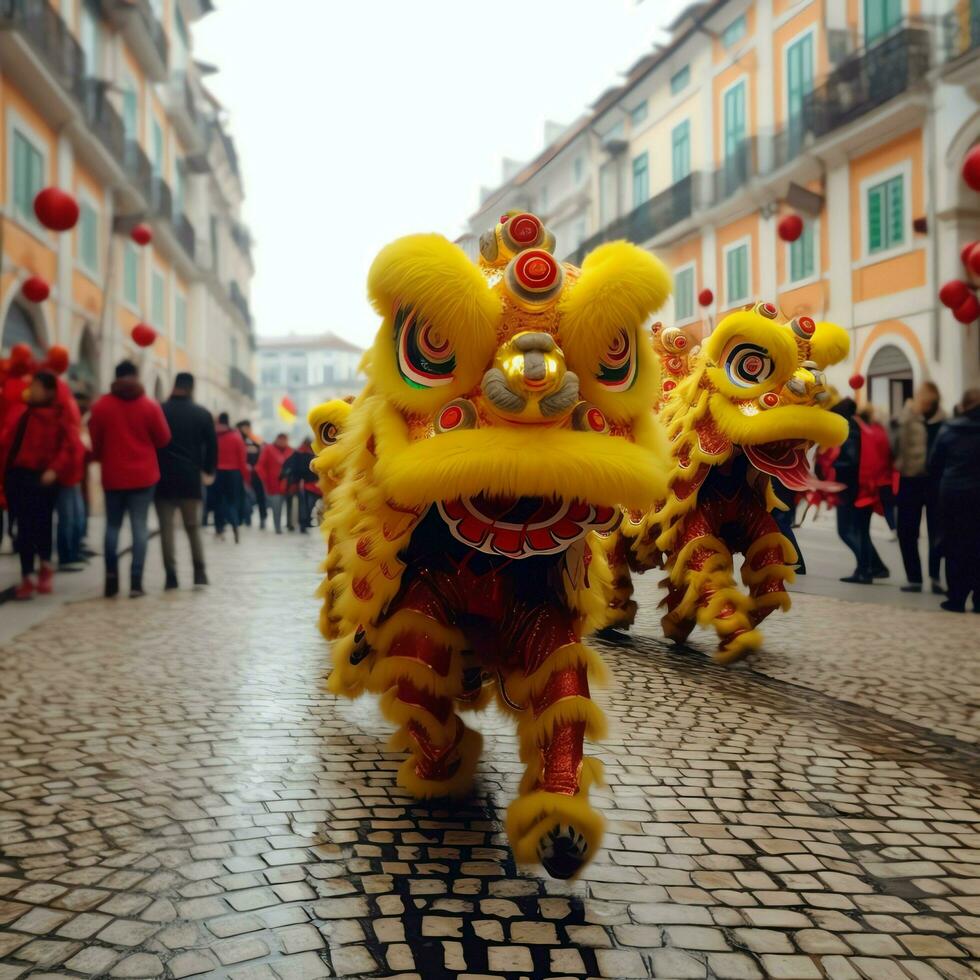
[255,433,292,533]
[89,360,171,598]
[214,412,250,542]
[0,372,83,599]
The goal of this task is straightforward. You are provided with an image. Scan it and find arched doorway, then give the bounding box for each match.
[69,325,100,396]
[867,343,914,417]
[1,300,45,356]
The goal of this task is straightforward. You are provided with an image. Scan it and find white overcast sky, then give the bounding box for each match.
[194,0,689,348]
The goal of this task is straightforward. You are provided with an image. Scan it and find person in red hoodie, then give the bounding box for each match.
[89,360,171,598]
[255,432,292,533]
[0,372,82,599]
[214,412,250,542]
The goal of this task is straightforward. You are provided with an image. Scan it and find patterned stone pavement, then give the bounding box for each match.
[1,532,978,980]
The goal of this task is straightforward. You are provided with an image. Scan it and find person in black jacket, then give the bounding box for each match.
[155,373,217,589]
[281,438,317,533]
[930,388,980,613]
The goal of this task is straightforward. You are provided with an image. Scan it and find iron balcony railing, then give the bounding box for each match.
[803,27,930,140]
[229,366,255,400]
[944,0,980,62]
[175,213,195,261]
[123,139,154,205]
[80,77,125,163]
[570,175,696,265]
[149,175,173,221]
[132,0,168,70]
[229,281,252,325]
[0,0,86,102]
[713,139,759,204]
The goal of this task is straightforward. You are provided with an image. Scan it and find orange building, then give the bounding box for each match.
[464,0,980,414]
[0,0,255,416]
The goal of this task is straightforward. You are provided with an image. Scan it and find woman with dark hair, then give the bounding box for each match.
[0,372,82,599]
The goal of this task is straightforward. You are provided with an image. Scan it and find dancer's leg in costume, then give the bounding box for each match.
[501,604,608,879]
[370,573,482,798]
[662,504,757,664]
[741,503,796,629]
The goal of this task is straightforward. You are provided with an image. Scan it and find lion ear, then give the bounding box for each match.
[367,234,500,347]
[810,321,850,369]
[560,241,672,365]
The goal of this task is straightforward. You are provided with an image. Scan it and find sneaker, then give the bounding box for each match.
[14,576,36,601]
[37,565,54,595]
[105,573,119,598]
[900,583,922,593]
[840,573,872,584]
[164,570,179,591]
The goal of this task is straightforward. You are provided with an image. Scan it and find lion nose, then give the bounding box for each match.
[515,332,556,386]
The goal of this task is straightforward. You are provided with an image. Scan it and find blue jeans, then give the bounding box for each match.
[104,486,154,584]
[214,471,244,534]
[56,485,85,565]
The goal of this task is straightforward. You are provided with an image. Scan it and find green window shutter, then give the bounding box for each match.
[675,267,694,320]
[152,272,165,327]
[868,185,884,252]
[124,244,139,304]
[80,203,98,271]
[13,132,44,222]
[886,176,904,247]
[632,152,649,208]
[670,65,690,95]
[790,224,815,281]
[787,34,814,125]
[728,246,748,302]
[175,295,187,347]
[724,82,746,161]
[672,121,690,183]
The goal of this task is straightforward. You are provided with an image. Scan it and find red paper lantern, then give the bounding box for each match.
[939,280,971,309]
[45,345,70,375]
[953,294,980,324]
[963,145,980,193]
[21,276,50,303]
[698,288,714,307]
[33,187,80,232]
[848,373,865,391]
[130,223,153,246]
[960,241,979,269]
[10,343,33,366]
[131,323,157,348]
[778,214,804,243]
[968,244,980,278]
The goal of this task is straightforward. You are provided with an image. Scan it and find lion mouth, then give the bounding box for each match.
[744,440,819,491]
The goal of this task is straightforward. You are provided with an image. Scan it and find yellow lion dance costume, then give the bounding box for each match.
[320,211,672,877]
[620,303,850,662]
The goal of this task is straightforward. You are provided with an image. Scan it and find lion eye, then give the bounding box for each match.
[725,342,774,388]
[394,306,456,389]
[319,422,338,446]
[596,329,636,391]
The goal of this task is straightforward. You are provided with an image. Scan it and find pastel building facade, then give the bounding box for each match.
[462,0,980,414]
[1,0,256,416]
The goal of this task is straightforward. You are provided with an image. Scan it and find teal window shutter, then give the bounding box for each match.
[867,175,904,253]
[79,202,99,272]
[790,223,815,281]
[632,152,649,208]
[886,176,904,247]
[672,120,691,183]
[868,185,884,252]
[124,244,139,305]
[675,267,694,320]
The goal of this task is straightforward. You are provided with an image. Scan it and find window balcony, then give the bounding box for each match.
[79,78,126,164]
[568,175,696,265]
[229,365,256,401]
[0,0,86,118]
[163,71,206,153]
[104,0,168,81]
[123,139,154,206]
[229,281,251,326]
[175,213,196,262]
[713,139,760,204]
[802,28,930,141]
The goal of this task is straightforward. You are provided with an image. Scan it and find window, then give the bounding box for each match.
[151,269,165,328]
[789,222,816,282]
[174,163,185,216]
[121,81,138,142]
[671,120,691,183]
[287,365,305,386]
[539,186,548,214]
[123,243,140,306]
[573,155,584,185]
[80,1,101,77]
[786,32,815,138]
[670,65,690,95]
[599,161,617,227]
[722,13,747,48]
[12,129,44,225]
[632,152,649,208]
[173,6,189,71]
[175,292,187,348]
[723,81,747,162]
[230,335,239,370]
[675,266,695,321]
[78,200,99,274]
[151,119,164,178]
[867,175,904,253]
[261,365,281,385]
[864,0,901,43]
[630,101,648,127]
[725,242,750,304]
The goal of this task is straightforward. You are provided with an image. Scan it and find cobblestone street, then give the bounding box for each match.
[1,531,979,980]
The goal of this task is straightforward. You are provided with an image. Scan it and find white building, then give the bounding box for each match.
[255,332,363,441]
